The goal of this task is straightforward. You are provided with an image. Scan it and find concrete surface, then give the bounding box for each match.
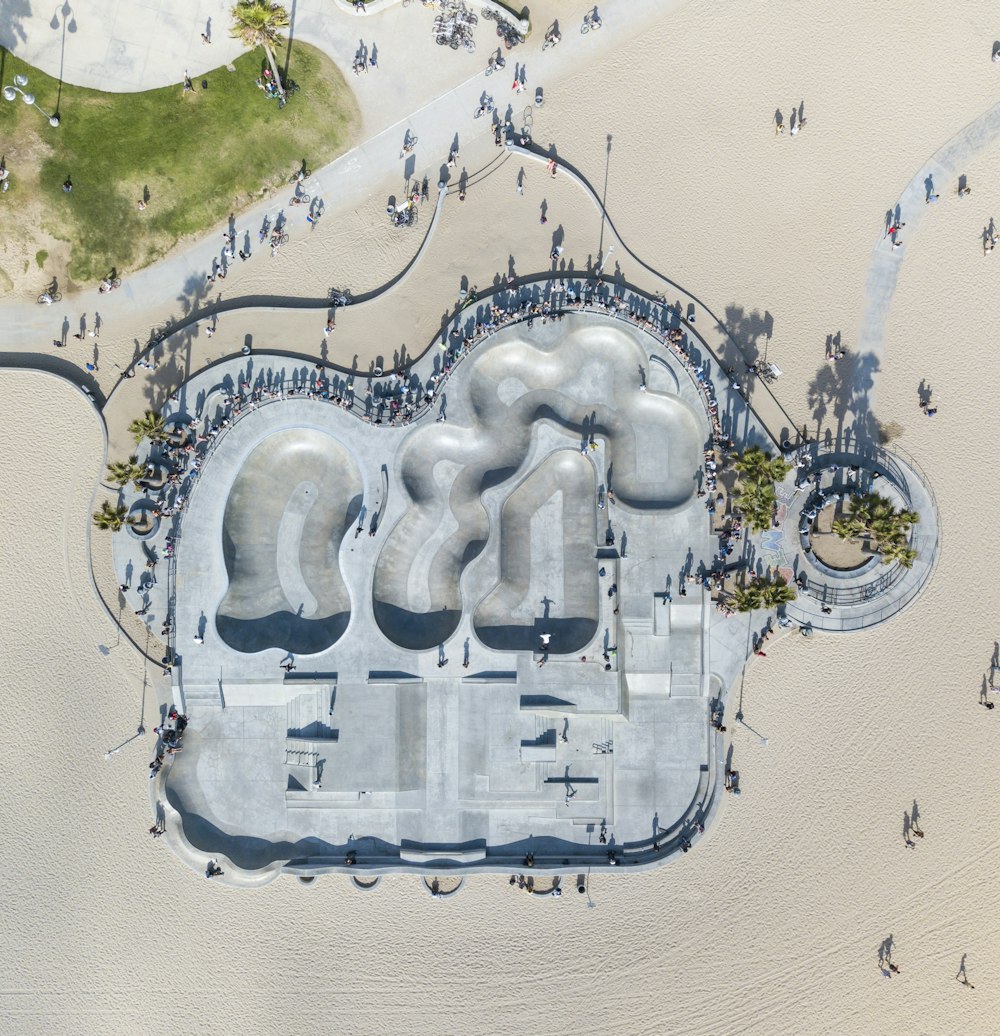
[143,311,745,875]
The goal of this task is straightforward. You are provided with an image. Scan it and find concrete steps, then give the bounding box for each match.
[180,682,223,708]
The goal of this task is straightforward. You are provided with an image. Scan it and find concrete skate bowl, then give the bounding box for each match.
[216,428,363,654]
[372,324,704,652]
[474,450,598,652]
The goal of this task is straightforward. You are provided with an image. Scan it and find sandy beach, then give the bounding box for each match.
[3,0,1000,1032]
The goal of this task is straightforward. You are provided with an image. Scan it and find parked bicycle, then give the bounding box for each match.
[434,0,477,49]
[330,289,352,306]
[496,18,525,48]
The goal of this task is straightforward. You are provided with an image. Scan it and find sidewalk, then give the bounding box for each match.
[0,0,673,358]
[3,0,701,468]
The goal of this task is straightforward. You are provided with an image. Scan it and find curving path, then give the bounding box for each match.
[856,96,1000,411]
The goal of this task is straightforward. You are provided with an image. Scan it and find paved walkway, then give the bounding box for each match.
[857,95,1000,417]
[0,0,675,350]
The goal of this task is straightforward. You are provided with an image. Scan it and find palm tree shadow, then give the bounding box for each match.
[806,350,882,446]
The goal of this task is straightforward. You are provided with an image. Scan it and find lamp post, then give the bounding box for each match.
[3,74,60,127]
[596,244,615,278]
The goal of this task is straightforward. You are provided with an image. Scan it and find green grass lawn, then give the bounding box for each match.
[0,43,359,284]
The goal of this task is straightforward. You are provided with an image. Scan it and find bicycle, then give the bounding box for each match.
[38,290,62,305]
[474,96,494,118]
[98,277,122,294]
[330,289,352,306]
[400,136,418,156]
[581,11,602,32]
[542,30,561,50]
[289,168,311,184]
[270,232,289,246]
[289,193,311,205]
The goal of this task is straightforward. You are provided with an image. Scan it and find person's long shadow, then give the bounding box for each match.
[910,799,922,834]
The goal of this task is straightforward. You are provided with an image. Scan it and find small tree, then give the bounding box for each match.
[731,445,792,534]
[731,575,797,613]
[758,574,797,608]
[231,0,290,100]
[732,445,792,485]
[93,500,134,532]
[879,538,918,570]
[833,492,919,566]
[129,409,165,445]
[106,455,146,489]
[736,479,779,534]
[731,583,764,613]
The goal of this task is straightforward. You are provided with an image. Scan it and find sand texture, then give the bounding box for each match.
[3,0,1000,1032]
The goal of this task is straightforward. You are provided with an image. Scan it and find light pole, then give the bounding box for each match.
[3,74,60,127]
[596,244,615,278]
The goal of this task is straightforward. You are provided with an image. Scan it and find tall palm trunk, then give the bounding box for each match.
[264,43,285,98]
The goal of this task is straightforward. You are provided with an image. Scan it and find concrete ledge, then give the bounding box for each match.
[400,847,487,864]
[351,875,382,891]
[423,876,466,898]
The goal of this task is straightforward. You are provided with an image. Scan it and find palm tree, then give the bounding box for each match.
[106,455,146,489]
[879,539,917,569]
[832,492,919,564]
[735,479,778,534]
[231,0,290,100]
[731,445,791,533]
[731,574,797,613]
[732,445,792,485]
[731,583,764,613]
[128,409,165,445]
[93,500,135,532]
[758,575,797,608]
